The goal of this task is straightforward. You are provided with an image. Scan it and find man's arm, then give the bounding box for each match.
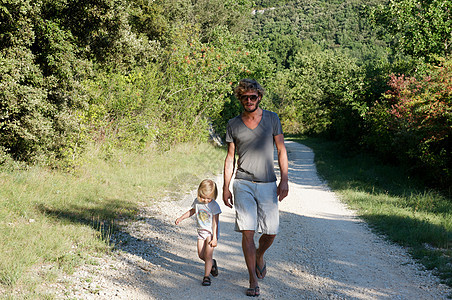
[274,134,289,201]
[223,142,235,208]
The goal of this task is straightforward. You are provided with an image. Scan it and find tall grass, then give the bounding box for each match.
[0,142,225,298]
[294,136,452,287]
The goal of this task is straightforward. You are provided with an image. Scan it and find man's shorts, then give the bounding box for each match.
[232,179,279,235]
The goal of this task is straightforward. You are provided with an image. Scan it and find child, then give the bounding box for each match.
[175,179,222,286]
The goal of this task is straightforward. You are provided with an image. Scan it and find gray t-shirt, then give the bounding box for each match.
[191,199,222,235]
[225,110,283,182]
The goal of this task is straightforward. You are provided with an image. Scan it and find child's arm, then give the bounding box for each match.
[175,208,195,225]
[209,213,220,247]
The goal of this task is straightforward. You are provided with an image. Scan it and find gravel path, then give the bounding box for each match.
[50,141,451,299]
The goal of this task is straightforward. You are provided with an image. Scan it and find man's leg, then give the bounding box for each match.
[254,181,279,279]
[242,230,259,289]
[256,234,276,279]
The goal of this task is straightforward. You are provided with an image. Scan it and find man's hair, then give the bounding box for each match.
[234,79,265,99]
[197,179,218,201]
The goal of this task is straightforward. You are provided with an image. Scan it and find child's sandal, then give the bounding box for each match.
[202,276,211,286]
[210,259,218,277]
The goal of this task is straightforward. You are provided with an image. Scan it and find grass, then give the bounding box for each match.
[292,136,452,288]
[0,142,225,299]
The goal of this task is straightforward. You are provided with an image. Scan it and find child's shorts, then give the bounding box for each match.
[197,229,212,240]
[232,179,279,235]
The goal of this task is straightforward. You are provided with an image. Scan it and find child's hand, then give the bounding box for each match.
[209,238,217,248]
[175,218,181,225]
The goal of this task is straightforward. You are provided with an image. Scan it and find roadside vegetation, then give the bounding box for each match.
[295,136,452,288]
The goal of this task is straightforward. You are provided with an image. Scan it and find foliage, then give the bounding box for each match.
[260,33,304,71]
[254,0,287,8]
[83,65,161,152]
[192,0,254,42]
[1,0,449,189]
[81,23,267,151]
[248,0,396,148]
[128,0,170,43]
[250,0,390,67]
[365,60,451,187]
[372,0,452,63]
[0,0,262,164]
[270,45,366,139]
[0,0,88,164]
[0,46,48,162]
[156,25,233,147]
[53,0,157,68]
[0,0,159,166]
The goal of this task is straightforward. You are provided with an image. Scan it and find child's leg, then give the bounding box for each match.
[202,236,214,277]
[197,238,207,261]
[197,236,215,277]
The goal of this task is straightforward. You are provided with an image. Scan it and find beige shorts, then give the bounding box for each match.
[233,179,279,235]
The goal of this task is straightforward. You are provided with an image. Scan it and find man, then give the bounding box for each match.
[223,79,289,297]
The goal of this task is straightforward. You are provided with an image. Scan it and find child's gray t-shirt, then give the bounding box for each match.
[191,199,221,234]
[225,110,283,182]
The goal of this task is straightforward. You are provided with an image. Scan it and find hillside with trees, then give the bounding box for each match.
[0,0,450,184]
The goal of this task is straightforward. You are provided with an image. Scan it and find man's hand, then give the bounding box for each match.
[277,180,289,202]
[223,189,233,208]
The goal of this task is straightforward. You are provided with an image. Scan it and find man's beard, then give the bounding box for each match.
[243,100,260,113]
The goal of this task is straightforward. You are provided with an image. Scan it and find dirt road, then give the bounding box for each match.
[51,141,451,299]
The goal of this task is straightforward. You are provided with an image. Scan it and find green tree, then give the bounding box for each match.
[271,45,366,140]
[0,0,159,164]
[0,0,88,163]
[129,0,169,43]
[372,0,452,63]
[192,0,254,42]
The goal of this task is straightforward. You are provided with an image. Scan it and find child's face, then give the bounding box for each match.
[199,197,213,204]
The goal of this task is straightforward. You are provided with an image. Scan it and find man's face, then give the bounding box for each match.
[239,91,261,113]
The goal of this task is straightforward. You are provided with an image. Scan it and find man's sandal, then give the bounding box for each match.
[202,276,211,286]
[256,261,266,279]
[211,259,218,277]
[246,286,260,297]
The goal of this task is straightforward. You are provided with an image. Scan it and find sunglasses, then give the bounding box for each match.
[240,95,259,102]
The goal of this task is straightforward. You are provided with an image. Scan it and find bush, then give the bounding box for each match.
[0,47,52,162]
[365,59,451,187]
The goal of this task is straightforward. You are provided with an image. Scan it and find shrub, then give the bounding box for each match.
[365,60,451,187]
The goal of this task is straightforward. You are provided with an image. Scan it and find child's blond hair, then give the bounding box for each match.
[197,179,218,202]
